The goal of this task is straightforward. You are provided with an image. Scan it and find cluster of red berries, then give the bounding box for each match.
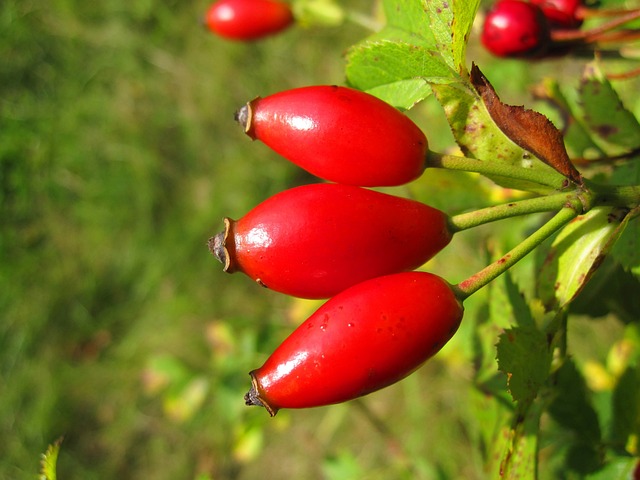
[481,0,640,58]
[209,86,464,415]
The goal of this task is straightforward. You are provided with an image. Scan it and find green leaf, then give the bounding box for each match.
[501,269,536,329]
[576,60,640,155]
[425,0,480,72]
[40,438,62,480]
[612,215,640,277]
[585,457,640,480]
[538,207,631,310]
[431,81,560,193]
[381,0,437,46]
[547,359,602,445]
[362,80,432,110]
[538,77,606,159]
[570,257,640,322]
[425,0,454,69]
[345,40,456,108]
[611,162,640,277]
[345,0,479,107]
[452,0,480,73]
[610,366,640,450]
[496,326,552,403]
[564,442,605,475]
[488,398,543,480]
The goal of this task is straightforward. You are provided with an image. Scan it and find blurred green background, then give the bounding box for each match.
[2,1,636,479]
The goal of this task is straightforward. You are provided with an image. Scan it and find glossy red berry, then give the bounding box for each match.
[481,0,551,57]
[204,0,294,41]
[208,183,452,299]
[244,271,464,416]
[530,0,583,29]
[236,85,428,187]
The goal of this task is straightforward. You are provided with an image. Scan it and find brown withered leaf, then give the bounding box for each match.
[470,64,583,186]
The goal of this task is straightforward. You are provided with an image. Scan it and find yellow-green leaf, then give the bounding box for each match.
[538,207,631,310]
[40,438,62,480]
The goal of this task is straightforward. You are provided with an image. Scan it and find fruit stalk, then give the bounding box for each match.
[453,204,582,300]
[551,9,640,43]
[448,192,579,232]
[425,151,569,190]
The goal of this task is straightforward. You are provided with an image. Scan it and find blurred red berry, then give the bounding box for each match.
[482,0,552,57]
[530,0,583,29]
[204,0,293,41]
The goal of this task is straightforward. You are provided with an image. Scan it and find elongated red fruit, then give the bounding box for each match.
[208,183,452,299]
[244,271,464,415]
[204,0,294,41]
[235,85,428,187]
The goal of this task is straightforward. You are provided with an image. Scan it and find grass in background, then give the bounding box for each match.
[1,1,363,477]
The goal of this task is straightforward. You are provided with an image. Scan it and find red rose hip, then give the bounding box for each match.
[236,85,428,187]
[530,0,583,29]
[481,0,552,57]
[244,271,464,415]
[208,183,452,299]
[204,0,294,41]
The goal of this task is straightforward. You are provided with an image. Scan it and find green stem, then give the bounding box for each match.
[425,151,569,190]
[453,205,581,301]
[448,192,579,232]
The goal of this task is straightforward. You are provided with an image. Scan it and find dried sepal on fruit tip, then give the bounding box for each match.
[233,86,427,187]
[244,372,278,416]
[234,100,256,138]
[207,184,452,299]
[207,217,237,273]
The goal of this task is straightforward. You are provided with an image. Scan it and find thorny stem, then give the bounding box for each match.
[453,205,582,301]
[425,151,569,190]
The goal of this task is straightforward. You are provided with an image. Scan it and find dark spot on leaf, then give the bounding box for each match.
[595,124,618,138]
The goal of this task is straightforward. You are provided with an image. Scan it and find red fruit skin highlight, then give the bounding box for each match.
[481,0,551,57]
[245,271,464,415]
[530,0,583,29]
[210,183,452,299]
[204,0,293,41]
[239,85,428,187]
